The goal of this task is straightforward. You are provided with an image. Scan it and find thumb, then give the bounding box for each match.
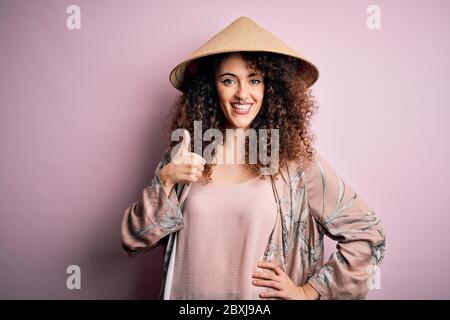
[175,129,191,160]
[172,129,192,164]
[181,129,191,154]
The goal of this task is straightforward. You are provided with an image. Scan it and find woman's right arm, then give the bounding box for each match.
[120,147,184,257]
[120,131,205,257]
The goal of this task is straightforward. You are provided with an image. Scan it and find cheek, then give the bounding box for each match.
[216,86,231,104]
[254,88,264,104]
[221,93,235,107]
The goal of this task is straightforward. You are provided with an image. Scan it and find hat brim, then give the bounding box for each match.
[169,50,319,91]
[168,16,320,91]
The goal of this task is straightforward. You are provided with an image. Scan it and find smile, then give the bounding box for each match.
[231,103,252,115]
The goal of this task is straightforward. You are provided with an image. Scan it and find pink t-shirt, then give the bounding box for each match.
[169,175,278,299]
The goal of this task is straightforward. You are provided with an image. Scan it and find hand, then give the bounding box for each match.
[159,130,206,189]
[252,261,320,300]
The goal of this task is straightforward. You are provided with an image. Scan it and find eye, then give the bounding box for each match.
[251,79,262,85]
[222,79,234,86]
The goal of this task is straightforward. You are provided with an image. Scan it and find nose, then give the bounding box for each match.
[235,82,250,101]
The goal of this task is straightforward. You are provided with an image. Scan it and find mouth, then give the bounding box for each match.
[231,103,253,115]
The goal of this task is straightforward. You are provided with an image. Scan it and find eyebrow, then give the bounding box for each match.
[217,72,260,78]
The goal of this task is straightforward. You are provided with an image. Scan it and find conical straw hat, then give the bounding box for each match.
[169,16,319,91]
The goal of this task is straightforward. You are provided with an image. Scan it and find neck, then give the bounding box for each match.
[218,125,249,164]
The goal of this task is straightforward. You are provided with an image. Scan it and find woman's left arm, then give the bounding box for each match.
[304,152,386,300]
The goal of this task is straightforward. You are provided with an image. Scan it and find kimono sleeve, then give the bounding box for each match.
[120,146,185,257]
[304,152,386,299]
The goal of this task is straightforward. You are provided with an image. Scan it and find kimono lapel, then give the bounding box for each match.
[264,163,292,272]
[176,182,192,207]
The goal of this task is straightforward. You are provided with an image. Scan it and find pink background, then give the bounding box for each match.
[1,0,449,299]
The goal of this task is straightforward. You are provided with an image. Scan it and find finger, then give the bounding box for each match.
[189,152,206,165]
[182,174,198,183]
[182,168,197,178]
[194,164,204,173]
[252,271,277,281]
[257,262,282,276]
[180,152,205,166]
[260,290,283,300]
[252,279,282,291]
[185,165,203,176]
[183,164,204,174]
[181,151,195,165]
[186,154,205,166]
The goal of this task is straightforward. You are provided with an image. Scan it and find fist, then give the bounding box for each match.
[160,129,206,186]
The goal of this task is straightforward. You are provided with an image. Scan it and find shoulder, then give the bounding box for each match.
[285,148,329,184]
[284,149,346,209]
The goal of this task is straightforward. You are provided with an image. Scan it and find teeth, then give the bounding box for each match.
[232,104,252,110]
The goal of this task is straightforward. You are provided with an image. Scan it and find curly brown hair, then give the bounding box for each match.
[164,51,319,182]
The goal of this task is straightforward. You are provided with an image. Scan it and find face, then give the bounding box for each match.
[215,53,265,130]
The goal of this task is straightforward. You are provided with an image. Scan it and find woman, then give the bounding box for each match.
[121,16,386,300]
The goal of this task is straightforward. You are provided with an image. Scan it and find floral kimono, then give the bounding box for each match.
[121,147,386,300]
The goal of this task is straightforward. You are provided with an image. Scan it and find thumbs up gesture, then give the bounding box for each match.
[159,130,206,192]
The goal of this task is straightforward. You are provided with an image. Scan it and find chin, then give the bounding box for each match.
[228,119,253,129]
[226,112,258,129]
